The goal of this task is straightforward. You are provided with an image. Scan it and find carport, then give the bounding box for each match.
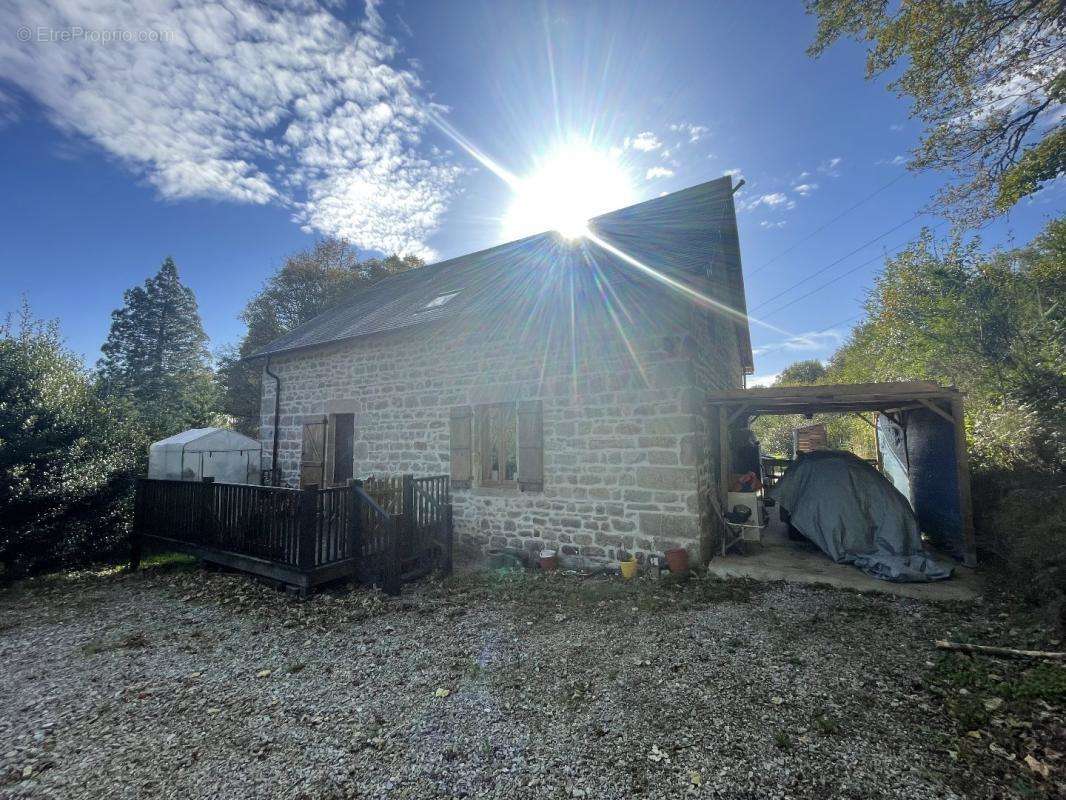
[705,381,976,569]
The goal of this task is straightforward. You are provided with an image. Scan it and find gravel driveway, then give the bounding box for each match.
[0,560,1054,799]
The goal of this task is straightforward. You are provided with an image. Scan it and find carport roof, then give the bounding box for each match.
[706,381,962,417]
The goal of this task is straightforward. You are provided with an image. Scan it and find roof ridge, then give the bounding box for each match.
[249,175,747,361]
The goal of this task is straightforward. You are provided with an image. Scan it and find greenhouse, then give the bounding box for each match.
[148,428,262,485]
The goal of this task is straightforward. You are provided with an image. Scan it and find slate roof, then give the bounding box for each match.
[251,176,753,371]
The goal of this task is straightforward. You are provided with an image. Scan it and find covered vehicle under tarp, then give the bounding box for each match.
[769,450,952,582]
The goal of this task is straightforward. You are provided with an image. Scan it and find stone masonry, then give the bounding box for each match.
[260,288,743,566]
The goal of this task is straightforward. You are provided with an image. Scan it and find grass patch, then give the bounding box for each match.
[136,552,198,574]
[774,730,792,750]
[928,652,1066,797]
[435,570,763,618]
[812,711,841,736]
[931,653,1066,704]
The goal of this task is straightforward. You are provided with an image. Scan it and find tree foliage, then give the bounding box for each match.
[776,359,828,386]
[0,304,145,576]
[220,239,422,434]
[98,257,219,439]
[827,219,1065,470]
[753,218,1064,471]
[750,360,875,459]
[807,0,1065,222]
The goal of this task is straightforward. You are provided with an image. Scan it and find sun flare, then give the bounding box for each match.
[501,142,636,241]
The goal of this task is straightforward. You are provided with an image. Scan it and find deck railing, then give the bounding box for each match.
[133,475,451,595]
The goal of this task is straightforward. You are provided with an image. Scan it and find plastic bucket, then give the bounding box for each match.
[619,556,638,580]
[539,549,559,571]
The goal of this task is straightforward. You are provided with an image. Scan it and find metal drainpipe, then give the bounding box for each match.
[264,355,282,486]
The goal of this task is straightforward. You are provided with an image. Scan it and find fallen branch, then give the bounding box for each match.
[935,640,1066,661]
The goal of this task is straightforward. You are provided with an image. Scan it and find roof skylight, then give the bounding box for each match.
[421,291,460,310]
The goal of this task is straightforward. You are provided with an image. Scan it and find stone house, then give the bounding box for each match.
[252,177,753,564]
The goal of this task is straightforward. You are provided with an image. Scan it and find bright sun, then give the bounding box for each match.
[501,142,636,242]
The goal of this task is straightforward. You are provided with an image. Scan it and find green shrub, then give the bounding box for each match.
[973,469,1066,617]
[0,307,146,577]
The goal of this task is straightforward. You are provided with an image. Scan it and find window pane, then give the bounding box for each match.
[478,403,519,484]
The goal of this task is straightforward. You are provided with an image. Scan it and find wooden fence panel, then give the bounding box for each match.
[134,474,452,593]
[315,486,354,566]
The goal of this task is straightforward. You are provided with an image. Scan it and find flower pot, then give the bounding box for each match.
[557,546,582,571]
[664,547,690,574]
[538,549,559,571]
[486,548,525,572]
[619,556,638,580]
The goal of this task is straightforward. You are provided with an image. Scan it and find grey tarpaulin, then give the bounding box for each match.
[769,450,953,582]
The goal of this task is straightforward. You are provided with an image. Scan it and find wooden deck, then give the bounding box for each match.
[133,475,452,595]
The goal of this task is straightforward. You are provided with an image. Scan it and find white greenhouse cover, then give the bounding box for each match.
[148,428,262,484]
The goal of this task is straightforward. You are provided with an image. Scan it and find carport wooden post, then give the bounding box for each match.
[718,402,731,526]
[951,394,977,567]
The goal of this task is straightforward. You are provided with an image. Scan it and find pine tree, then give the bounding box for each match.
[98,257,219,438]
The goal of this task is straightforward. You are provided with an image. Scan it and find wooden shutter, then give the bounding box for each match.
[517,400,543,492]
[449,407,472,489]
[300,418,327,489]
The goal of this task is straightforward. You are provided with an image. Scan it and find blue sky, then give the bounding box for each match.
[0,0,1061,382]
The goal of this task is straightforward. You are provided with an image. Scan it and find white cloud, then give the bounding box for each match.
[818,157,843,177]
[625,131,662,152]
[752,330,843,356]
[645,166,674,180]
[889,123,905,132]
[0,0,459,258]
[759,220,786,229]
[792,183,818,196]
[669,122,709,143]
[724,167,744,180]
[741,192,794,212]
[891,154,907,166]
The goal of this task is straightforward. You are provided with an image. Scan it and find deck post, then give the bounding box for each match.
[130,478,143,571]
[298,488,318,572]
[402,473,414,561]
[383,514,403,596]
[200,477,215,547]
[348,478,363,567]
[442,503,454,577]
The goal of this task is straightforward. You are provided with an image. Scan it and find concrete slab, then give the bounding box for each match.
[706,509,980,603]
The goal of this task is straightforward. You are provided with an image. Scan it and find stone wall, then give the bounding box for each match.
[690,306,746,558]
[260,289,743,566]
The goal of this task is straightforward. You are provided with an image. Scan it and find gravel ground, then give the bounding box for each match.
[0,560,1060,799]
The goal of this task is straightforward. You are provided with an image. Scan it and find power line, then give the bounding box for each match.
[745,171,911,279]
[752,312,863,361]
[751,211,927,312]
[759,219,948,319]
